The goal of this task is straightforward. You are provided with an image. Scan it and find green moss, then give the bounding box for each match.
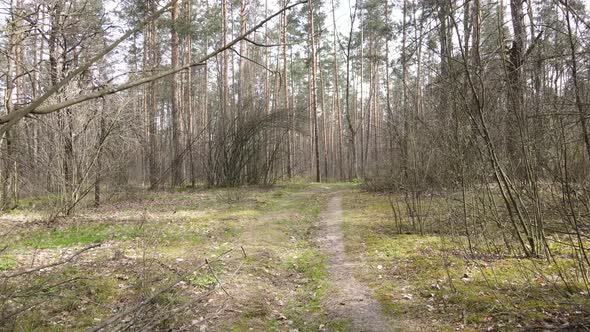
[15,219,215,249]
[340,189,590,330]
[284,248,326,282]
[187,274,216,288]
[153,291,186,306]
[15,193,62,211]
[280,248,328,329]
[324,319,353,331]
[0,255,17,271]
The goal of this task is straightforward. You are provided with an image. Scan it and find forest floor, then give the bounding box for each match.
[1,183,588,331]
[317,194,394,331]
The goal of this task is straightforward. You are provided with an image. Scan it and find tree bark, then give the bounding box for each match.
[308,1,320,182]
[171,0,182,186]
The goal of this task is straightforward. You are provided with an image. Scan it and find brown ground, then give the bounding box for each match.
[1,185,403,331]
[317,194,395,332]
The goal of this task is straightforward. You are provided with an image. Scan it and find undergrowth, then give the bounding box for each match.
[341,191,590,331]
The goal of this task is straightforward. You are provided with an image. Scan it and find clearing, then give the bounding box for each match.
[1,184,588,331]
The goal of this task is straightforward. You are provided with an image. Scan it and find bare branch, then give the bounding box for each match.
[85,248,234,332]
[1,243,101,278]
[0,1,175,135]
[0,0,308,136]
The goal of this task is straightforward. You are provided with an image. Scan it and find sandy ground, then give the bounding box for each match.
[317,194,395,332]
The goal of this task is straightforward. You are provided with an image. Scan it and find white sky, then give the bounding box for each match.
[2,0,589,89]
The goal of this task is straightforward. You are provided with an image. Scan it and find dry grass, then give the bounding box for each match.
[341,190,590,331]
[0,183,334,331]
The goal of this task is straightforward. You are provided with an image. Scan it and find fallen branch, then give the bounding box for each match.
[206,258,230,298]
[131,288,216,332]
[85,248,234,332]
[1,243,101,278]
[0,299,50,322]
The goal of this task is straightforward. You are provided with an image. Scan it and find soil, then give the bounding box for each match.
[317,194,395,332]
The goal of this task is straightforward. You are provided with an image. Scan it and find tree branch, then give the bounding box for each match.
[0,0,308,136]
[0,1,174,135]
[230,47,277,74]
[1,243,101,278]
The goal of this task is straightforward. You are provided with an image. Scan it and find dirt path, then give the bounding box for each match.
[318,194,395,332]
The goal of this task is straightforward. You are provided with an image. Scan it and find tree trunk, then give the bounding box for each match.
[308,1,320,182]
[331,0,344,180]
[171,0,182,187]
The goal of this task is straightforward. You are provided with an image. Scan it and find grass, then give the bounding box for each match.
[275,246,329,331]
[341,190,590,331]
[14,222,155,249]
[5,183,589,330]
[0,255,17,271]
[9,212,244,250]
[0,184,338,331]
[187,274,217,288]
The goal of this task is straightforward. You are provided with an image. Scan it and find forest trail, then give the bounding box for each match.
[318,194,395,332]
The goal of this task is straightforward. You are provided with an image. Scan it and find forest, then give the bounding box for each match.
[1,0,590,330]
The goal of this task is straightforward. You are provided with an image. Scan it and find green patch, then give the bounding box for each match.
[322,319,353,331]
[0,255,17,271]
[281,248,328,329]
[15,193,62,211]
[187,274,217,288]
[285,248,325,281]
[153,291,187,306]
[20,223,142,249]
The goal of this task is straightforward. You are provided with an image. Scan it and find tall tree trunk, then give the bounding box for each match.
[359,8,364,178]
[223,0,228,120]
[147,0,159,189]
[318,46,329,180]
[384,0,394,173]
[184,0,195,187]
[507,0,525,170]
[345,3,358,180]
[401,0,408,181]
[238,0,247,113]
[171,0,182,186]
[2,0,18,209]
[308,1,320,182]
[282,2,292,178]
[203,0,210,184]
[564,0,590,164]
[95,102,105,207]
[331,0,344,180]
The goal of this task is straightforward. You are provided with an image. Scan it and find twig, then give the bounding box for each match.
[243,36,306,48]
[0,299,50,322]
[230,47,277,74]
[1,243,101,278]
[133,288,216,332]
[12,277,82,299]
[85,248,234,332]
[205,258,231,298]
